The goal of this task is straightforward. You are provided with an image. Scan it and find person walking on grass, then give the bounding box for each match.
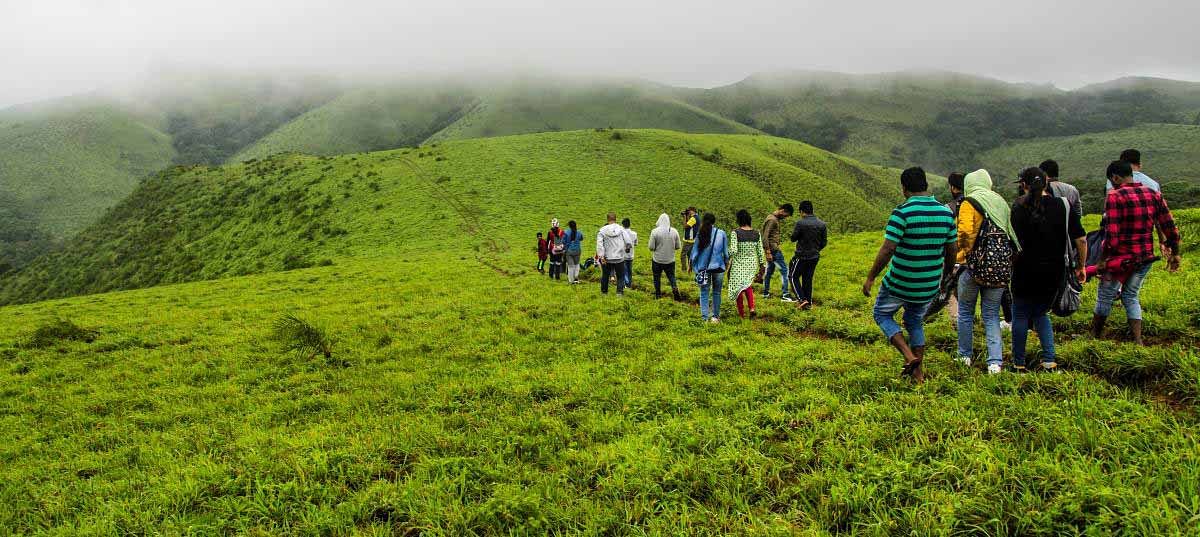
[691,213,729,323]
[622,218,638,289]
[1091,160,1182,345]
[563,220,584,284]
[1040,160,1082,218]
[955,169,1020,374]
[943,173,966,325]
[761,203,795,302]
[728,210,766,319]
[863,167,957,383]
[648,213,682,300]
[788,200,827,310]
[546,219,566,280]
[597,213,630,295]
[680,207,698,274]
[1011,167,1088,373]
[536,232,548,274]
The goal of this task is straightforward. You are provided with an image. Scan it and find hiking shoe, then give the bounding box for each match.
[1041,362,1061,374]
[1011,364,1028,374]
[987,364,1002,374]
[710,317,721,324]
[781,295,797,303]
[749,311,758,320]
[762,292,773,299]
[955,355,972,368]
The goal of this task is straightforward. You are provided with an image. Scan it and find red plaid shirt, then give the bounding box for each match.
[1101,182,1180,276]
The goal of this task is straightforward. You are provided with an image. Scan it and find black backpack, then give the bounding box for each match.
[965,200,1016,288]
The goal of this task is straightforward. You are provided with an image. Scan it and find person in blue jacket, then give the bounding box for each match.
[690,212,729,323]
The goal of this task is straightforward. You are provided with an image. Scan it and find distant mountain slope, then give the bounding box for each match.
[0,97,176,268]
[235,77,757,160]
[683,70,1187,173]
[232,83,478,161]
[0,129,904,304]
[1078,77,1200,121]
[979,124,1200,213]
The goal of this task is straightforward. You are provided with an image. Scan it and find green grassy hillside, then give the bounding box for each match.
[1079,77,1200,122]
[235,77,756,161]
[0,130,904,305]
[1,209,1197,533]
[979,124,1200,212]
[0,96,177,268]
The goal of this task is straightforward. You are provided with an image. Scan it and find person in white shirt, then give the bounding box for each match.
[596,213,629,295]
[621,218,638,289]
[1106,149,1161,192]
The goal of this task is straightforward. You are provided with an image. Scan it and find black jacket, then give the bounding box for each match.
[790,215,828,260]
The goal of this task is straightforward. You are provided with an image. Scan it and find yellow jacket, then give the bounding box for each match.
[957,201,984,264]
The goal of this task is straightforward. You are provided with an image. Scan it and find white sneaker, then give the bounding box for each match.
[956,355,972,367]
[987,364,1002,374]
[781,295,797,303]
[1000,321,1012,332]
[709,317,721,324]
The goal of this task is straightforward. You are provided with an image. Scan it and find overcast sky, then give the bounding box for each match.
[3,0,1199,108]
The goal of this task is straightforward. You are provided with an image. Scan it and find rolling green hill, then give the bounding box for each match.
[1079,77,1200,122]
[979,124,1200,212]
[0,96,177,268]
[0,130,903,305]
[235,77,756,160]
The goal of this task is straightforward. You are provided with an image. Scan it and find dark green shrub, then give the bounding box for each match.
[21,318,98,349]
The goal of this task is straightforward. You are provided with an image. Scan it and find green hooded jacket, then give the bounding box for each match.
[964,169,1020,252]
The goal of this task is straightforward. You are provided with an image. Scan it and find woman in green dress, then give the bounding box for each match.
[727,209,766,319]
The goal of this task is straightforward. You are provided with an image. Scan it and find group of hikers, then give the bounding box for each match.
[538,203,829,320]
[536,148,1183,382]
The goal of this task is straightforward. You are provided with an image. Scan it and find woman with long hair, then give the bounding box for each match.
[689,213,729,322]
[1011,167,1087,372]
[727,209,766,319]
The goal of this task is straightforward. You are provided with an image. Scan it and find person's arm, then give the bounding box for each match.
[818,223,828,251]
[863,240,897,297]
[790,220,802,243]
[1153,193,1182,271]
[596,230,606,264]
[673,230,681,251]
[1100,192,1120,266]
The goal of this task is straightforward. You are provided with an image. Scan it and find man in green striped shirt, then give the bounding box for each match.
[862,167,958,383]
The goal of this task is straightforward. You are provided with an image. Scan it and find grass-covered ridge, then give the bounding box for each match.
[235,77,756,161]
[0,130,904,305]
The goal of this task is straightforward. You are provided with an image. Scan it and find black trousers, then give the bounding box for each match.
[652,261,678,296]
[548,253,564,279]
[601,261,627,294]
[789,256,820,302]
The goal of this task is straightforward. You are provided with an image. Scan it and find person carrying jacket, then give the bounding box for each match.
[596,212,630,296]
[955,169,1020,374]
[647,213,682,300]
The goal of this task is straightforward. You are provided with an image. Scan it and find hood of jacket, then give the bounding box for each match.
[656,213,671,230]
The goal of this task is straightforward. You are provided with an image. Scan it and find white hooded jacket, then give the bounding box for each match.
[647,213,681,264]
[597,222,629,262]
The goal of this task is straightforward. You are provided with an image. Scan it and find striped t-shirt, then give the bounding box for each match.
[882,196,957,302]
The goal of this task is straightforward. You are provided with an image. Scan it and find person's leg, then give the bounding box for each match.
[1121,263,1153,345]
[614,261,626,294]
[652,262,664,297]
[572,254,581,282]
[699,279,711,320]
[776,250,790,299]
[763,252,776,295]
[736,291,746,318]
[1092,278,1121,338]
[624,259,633,288]
[980,286,1005,368]
[681,245,691,273]
[711,272,724,319]
[1011,296,1032,369]
[873,287,918,366]
[1031,301,1057,367]
[600,263,612,294]
[666,262,680,299]
[801,258,818,303]
[1001,289,1013,325]
[746,287,755,312]
[902,299,932,382]
[788,256,802,303]
[956,270,979,364]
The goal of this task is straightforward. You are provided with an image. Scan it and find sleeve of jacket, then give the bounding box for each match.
[957,202,982,264]
[1102,192,1121,258]
[673,229,681,250]
[819,223,828,251]
[1154,193,1181,252]
[596,229,604,257]
[790,220,802,243]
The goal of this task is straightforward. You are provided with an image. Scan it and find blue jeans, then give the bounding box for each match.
[1095,262,1153,320]
[1012,297,1055,367]
[873,284,931,348]
[699,271,725,320]
[763,249,789,296]
[623,259,634,287]
[957,270,1005,367]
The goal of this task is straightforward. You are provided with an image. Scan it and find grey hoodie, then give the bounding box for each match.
[597,222,628,262]
[647,213,681,264]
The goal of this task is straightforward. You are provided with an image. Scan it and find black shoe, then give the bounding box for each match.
[762,292,773,299]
